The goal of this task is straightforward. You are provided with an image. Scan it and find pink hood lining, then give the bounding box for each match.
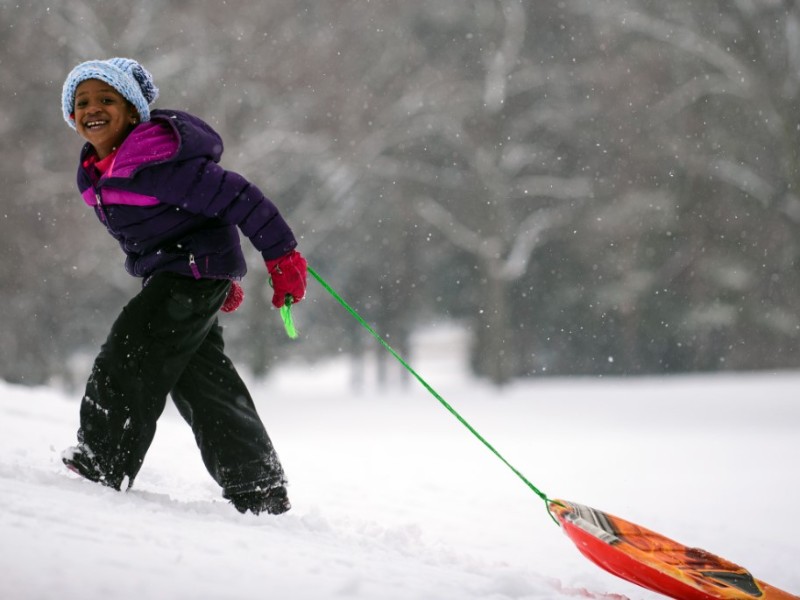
[109,120,179,179]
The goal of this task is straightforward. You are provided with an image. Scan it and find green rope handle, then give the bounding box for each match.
[307,265,559,522]
[280,296,298,339]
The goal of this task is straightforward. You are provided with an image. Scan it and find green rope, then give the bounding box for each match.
[308,265,559,522]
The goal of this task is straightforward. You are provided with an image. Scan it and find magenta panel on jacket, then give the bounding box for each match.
[81,187,158,207]
[111,121,179,178]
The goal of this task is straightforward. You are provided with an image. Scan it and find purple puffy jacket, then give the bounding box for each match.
[76,109,297,281]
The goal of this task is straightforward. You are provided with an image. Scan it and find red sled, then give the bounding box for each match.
[549,500,798,600]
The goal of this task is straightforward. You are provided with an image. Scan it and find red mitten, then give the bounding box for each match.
[265,250,308,308]
[220,280,244,313]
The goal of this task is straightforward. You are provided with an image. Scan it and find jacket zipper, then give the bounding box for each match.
[94,186,127,239]
[95,190,111,228]
[188,253,202,279]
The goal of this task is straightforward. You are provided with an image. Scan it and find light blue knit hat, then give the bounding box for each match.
[62,57,159,129]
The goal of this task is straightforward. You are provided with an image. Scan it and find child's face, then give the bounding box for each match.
[73,79,138,159]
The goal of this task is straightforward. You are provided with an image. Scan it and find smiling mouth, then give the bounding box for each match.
[84,120,109,130]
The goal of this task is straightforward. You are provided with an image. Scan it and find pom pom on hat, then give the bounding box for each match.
[62,57,159,129]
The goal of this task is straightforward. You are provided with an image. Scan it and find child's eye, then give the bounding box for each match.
[75,96,117,109]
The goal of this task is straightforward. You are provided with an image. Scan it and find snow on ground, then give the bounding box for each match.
[1,345,799,600]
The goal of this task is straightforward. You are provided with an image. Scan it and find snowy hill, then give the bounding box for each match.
[1,361,798,600]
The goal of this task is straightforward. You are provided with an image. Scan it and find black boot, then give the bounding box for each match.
[227,485,291,515]
[62,445,124,491]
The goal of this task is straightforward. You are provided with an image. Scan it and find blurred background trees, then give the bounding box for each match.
[1,0,799,387]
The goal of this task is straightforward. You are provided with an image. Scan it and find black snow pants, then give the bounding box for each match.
[76,272,286,496]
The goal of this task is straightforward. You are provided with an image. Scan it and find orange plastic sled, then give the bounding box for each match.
[550,500,798,600]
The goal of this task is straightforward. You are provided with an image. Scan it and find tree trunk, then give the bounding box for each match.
[472,264,512,386]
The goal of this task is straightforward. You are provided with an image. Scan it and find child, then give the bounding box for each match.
[59,57,308,515]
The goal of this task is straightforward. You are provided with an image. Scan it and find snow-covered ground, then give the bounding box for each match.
[1,345,799,599]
